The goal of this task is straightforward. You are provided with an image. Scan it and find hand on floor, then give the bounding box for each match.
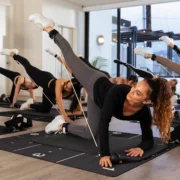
[99,156,112,167]
[125,147,144,157]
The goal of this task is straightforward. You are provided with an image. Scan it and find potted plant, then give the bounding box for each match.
[90,56,108,70]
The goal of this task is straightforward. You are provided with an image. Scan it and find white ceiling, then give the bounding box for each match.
[63,0,179,11]
[63,0,133,7]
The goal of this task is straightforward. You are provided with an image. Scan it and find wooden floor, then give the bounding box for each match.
[0,106,180,180]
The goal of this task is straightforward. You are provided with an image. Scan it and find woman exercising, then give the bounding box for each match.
[0,49,37,107]
[46,49,138,105]
[29,14,172,168]
[134,43,180,144]
[1,50,82,122]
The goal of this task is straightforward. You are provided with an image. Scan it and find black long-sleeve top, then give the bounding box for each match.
[93,77,154,157]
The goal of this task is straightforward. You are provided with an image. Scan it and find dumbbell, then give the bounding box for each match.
[110,153,141,164]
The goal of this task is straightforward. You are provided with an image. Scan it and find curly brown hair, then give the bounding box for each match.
[146,78,173,142]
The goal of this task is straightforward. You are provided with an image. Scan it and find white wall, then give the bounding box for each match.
[2,0,43,97]
[0,36,7,94]
[89,10,113,74]
[0,5,7,94]
[0,0,84,99]
[42,0,84,79]
[0,5,6,36]
[6,0,42,96]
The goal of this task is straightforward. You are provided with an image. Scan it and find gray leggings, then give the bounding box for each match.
[53,31,107,139]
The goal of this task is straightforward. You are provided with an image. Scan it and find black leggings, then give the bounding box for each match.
[79,58,153,79]
[81,58,153,79]
[0,67,20,103]
[13,55,56,113]
[114,60,154,79]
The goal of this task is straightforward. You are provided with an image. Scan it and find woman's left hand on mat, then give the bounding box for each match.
[99,156,112,167]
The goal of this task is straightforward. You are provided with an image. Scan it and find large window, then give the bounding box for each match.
[121,6,144,29]
[121,6,144,77]
[152,2,180,33]
[88,2,180,78]
[151,1,180,77]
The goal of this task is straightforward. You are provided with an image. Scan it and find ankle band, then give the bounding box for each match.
[151,54,156,61]
[49,29,59,39]
[62,123,69,134]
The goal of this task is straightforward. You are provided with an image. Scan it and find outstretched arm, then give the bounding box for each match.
[11,77,23,106]
[28,89,36,102]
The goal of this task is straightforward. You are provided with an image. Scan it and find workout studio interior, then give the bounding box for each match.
[1,0,180,179]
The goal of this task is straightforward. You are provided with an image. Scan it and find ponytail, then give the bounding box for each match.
[146,78,172,142]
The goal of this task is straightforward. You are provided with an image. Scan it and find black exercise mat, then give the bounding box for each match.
[0,111,54,122]
[0,103,16,108]
[0,109,59,117]
[0,136,81,162]
[110,131,138,138]
[0,133,177,177]
[34,133,167,155]
[0,125,26,135]
[0,110,88,122]
[0,109,59,123]
[59,144,177,177]
[33,134,178,177]
[13,144,82,163]
[0,136,40,151]
[0,100,26,108]
[19,131,46,140]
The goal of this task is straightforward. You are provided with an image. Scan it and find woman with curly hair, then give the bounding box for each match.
[29,14,172,168]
